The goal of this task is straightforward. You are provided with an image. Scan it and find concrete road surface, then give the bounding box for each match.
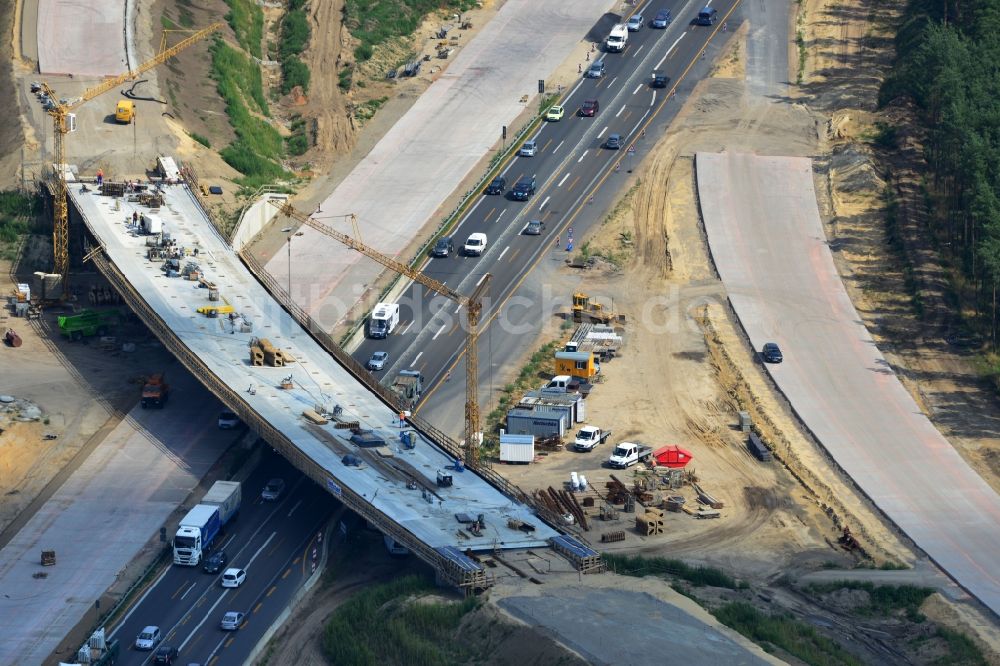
[698,152,1000,617]
[0,370,230,665]
[36,0,129,76]
[266,0,617,330]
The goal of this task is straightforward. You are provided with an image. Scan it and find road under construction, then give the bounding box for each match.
[65,174,602,592]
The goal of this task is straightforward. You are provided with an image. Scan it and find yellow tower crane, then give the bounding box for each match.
[269,200,491,467]
[41,22,224,296]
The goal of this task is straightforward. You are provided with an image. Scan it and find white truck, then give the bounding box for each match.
[607,442,653,469]
[606,24,628,52]
[139,213,162,235]
[368,302,400,339]
[173,480,241,566]
[574,426,612,452]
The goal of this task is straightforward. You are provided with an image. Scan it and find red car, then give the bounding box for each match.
[579,99,599,117]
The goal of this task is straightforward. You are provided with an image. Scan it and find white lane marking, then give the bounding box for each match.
[629,110,650,137]
[577,150,589,163]
[539,196,550,210]
[476,274,488,286]
[632,83,643,95]
[498,246,510,261]
[597,126,608,139]
[656,33,686,70]
[553,140,564,153]
[651,91,656,106]
[615,104,626,118]
[246,532,276,568]
[287,499,303,517]
[179,581,197,601]
[411,351,423,366]
[433,324,446,340]
[496,210,506,223]
[179,590,230,651]
[608,76,618,88]
[400,320,414,335]
[632,44,644,58]
[558,173,570,187]
[108,567,172,638]
[454,302,463,314]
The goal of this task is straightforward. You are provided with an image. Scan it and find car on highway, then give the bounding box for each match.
[586,60,605,78]
[261,477,286,501]
[217,411,240,429]
[651,70,669,88]
[651,9,673,27]
[153,645,179,664]
[762,342,783,363]
[626,13,644,31]
[511,175,536,201]
[367,350,389,371]
[431,236,455,257]
[220,611,245,631]
[463,233,488,256]
[484,177,506,195]
[579,99,599,117]
[221,567,247,588]
[696,6,719,25]
[545,105,565,121]
[519,139,537,157]
[605,133,623,150]
[202,549,228,574]
[524,219,545,235]
[135,626,161,650]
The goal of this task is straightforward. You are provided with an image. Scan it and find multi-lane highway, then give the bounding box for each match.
[109,453,335,666]
[351,0,742,401]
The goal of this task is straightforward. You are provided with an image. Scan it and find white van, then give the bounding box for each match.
[606,24,628,52]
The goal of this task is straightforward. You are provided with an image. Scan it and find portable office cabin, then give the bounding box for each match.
[499,432,535,463]
[554,350,599,380]
[505,406,567,439]
[521,389,585,423]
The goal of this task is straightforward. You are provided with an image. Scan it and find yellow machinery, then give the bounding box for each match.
[269,201,491,467]
[114,99,135,124]
[41,21,224,297]
[571,292,617,324]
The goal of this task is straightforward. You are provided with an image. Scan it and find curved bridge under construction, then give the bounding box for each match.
[67,178,603,591]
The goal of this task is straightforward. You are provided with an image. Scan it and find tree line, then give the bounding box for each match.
[881,0,1000,345]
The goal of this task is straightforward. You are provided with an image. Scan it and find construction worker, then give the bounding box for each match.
[96,168,104,187]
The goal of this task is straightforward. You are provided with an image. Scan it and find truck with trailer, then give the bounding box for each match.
[57,309,120,341]
[574,426,612,452]
[390,369,424,408]
[140,373,169,408]
[368,302,400,339]
[607,442,653,469]
[173,480,241,566]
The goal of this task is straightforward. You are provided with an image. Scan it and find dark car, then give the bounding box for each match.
[580,99,599,117]
[652,9,672,28]
[587,60,605,79]
[431,236,455,257]
[202,549,228,574]
[524,219,545,235]
[696,7,719,25]
[484,176,506,195]
[605,133,623,150]
[154,646,179,664]
[762,342,783,363]
[651,70,669,88]
[511,176,536,201]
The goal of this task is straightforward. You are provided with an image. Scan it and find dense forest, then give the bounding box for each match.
[881,0,1000,345]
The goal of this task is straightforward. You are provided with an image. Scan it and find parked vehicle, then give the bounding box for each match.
[762,342,783,363]
[57,309,120,341]
[135,626,161,650]
[115,99,135,123]
[464,232,488,256]
[174,481,241,566]
[580,99,599,117]
[141,373,169,408]
[606,23,628,52]
[574,426,612,452]
[512,176,536,201]
[261,477,286,501]
[519,139,537,156]
[484,177,506,195]
[221,567,246,588]
[368,302,400,339]
[608,442,654,468]
[431,236,455,256]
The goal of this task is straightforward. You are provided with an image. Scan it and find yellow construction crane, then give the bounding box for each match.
[269,201,491,467]
[42,22,224,296]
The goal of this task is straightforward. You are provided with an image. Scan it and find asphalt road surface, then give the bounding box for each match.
[698,151,1000,617]
[109,451,335,666]
[352,0,743,408]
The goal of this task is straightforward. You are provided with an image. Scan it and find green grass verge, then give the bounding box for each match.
[714,602,861,666]
[187,132,211,148]
[603,553,742,589]
[224,0,263,59]
[0,191,44,260]
[806,582,933,622]
[321,574,478,665]
[344,0,478,62]
[354,96,388,124]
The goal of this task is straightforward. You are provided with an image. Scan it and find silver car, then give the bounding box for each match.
[261,478,285,501]
[135,625,160,650]
[220,610,245,630]
[519,139,537,157]
[367,351,389,371]
[524,220,545,235]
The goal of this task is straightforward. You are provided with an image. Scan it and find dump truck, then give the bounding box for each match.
[140,373,169,408]
[390,369,424,408]
[57,309,120,341]
[173,480,241,566]
[607,442,653,469]
[574,426,612,452]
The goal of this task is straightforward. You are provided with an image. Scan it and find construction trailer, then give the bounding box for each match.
[554,349,599,380]
[520,389,585,422]
[499,432,535,463]
[505,405,568,439]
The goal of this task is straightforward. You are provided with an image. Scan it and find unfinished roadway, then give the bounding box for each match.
[698,151,1000,617]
